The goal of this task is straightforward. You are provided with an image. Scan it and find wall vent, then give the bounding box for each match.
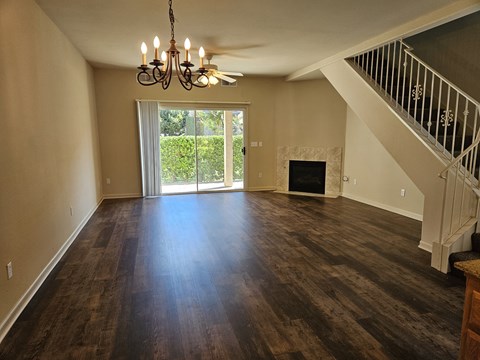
[221,80,238,87]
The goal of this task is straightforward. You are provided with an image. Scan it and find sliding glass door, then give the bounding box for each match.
[159,107,245,194]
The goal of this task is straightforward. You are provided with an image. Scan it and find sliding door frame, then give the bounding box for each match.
[157,101,249,194]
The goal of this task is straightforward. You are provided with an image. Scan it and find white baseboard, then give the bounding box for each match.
[418,240,433,253]
[341,192,424,221]
[103,193,142,199]
[0,197,104,344]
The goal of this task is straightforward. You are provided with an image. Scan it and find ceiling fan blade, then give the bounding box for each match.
[214,73,237,83]
[218,71,244,77]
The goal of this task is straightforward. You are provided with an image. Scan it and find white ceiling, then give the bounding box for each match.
[35,0,459,78]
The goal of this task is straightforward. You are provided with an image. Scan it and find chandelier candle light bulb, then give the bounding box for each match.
[153,36,160,60]
[199,46,205,68]
[161,51,167,71]
[141,42,147,65]
[184,38,191,62]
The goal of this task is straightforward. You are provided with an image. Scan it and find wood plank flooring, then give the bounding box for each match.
[0,192,466,359]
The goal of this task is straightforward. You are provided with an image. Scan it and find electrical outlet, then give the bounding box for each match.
[258,141,263,147]
[6,262,13,280]
[258,172,263,178]
[106,178,111,185]
[353,178,357,185]
[401,189,406,197]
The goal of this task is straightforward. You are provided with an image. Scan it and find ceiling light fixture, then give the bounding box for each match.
[199,74,219,87]
[136,0,208,90]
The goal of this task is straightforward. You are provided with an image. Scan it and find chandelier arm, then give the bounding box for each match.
[191,79,209,88]
[175,58,193,90]
[152,66,165,83]
[173,52,189,84]
[183,67,193,83]
[137,69,159,86]
[179,79,193,91]
[161,52,174,90]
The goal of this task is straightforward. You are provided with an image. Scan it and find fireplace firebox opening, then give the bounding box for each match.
[288,160,326,194]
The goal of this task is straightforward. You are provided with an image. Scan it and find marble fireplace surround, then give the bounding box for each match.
[276,146,342,195]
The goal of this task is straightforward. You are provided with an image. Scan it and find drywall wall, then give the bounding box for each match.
[94,72,348,197]
[0,0,102,338]
[275,79,347,148]
[94,70,280,195]
[407,11,480,101]
[323,59,446,253]
[343,107,424,219]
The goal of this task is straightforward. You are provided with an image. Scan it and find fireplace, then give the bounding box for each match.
[289,160,326,194]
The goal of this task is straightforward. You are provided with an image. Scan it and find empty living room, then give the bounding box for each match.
[1,0,480,359]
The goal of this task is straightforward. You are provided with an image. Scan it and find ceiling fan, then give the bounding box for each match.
[199,54,243,86]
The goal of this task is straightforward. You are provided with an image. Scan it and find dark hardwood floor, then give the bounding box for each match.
[0,192,466,359]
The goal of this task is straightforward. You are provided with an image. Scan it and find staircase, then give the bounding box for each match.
[325,39,480,272]
[350,41,480,165]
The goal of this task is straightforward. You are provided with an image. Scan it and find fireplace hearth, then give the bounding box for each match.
[289,160,326,194]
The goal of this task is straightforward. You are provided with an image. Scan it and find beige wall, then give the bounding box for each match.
[0,0,102,334]
[275,79,347,148]
[94,72,347,196]
[323,60,446,252]
[94,70,281,195]
[343,107,424,219]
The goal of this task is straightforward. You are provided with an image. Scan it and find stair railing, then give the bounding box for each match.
[350,39,480,243]
[351,40,480,161]
[439,106,480,241]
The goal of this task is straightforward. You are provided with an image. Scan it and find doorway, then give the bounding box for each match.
[159,107,245,194]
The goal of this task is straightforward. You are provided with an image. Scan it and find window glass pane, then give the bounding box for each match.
[159,109,197,194]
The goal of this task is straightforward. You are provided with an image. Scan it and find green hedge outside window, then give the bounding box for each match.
[160,135,244,184]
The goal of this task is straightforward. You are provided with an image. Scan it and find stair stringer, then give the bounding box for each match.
[322,59,450,264]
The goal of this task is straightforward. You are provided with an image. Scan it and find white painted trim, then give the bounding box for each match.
[0,197,104,344]
[341,192,424,221]
[419,241,433,253]
[247,187,276,192]
[103,193,142,199]
[136,99,251,106]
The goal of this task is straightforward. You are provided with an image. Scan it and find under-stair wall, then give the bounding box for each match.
[322,59,448,254]
[343,40,480,273]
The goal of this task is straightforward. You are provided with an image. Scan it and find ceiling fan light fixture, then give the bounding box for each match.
[136,0,208,90]
[209,76,219,85]
[199,75,209,85]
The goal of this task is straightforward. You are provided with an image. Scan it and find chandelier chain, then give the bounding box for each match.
[169,0,175,40]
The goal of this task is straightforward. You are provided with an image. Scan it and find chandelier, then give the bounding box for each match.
[136,0,208,90]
